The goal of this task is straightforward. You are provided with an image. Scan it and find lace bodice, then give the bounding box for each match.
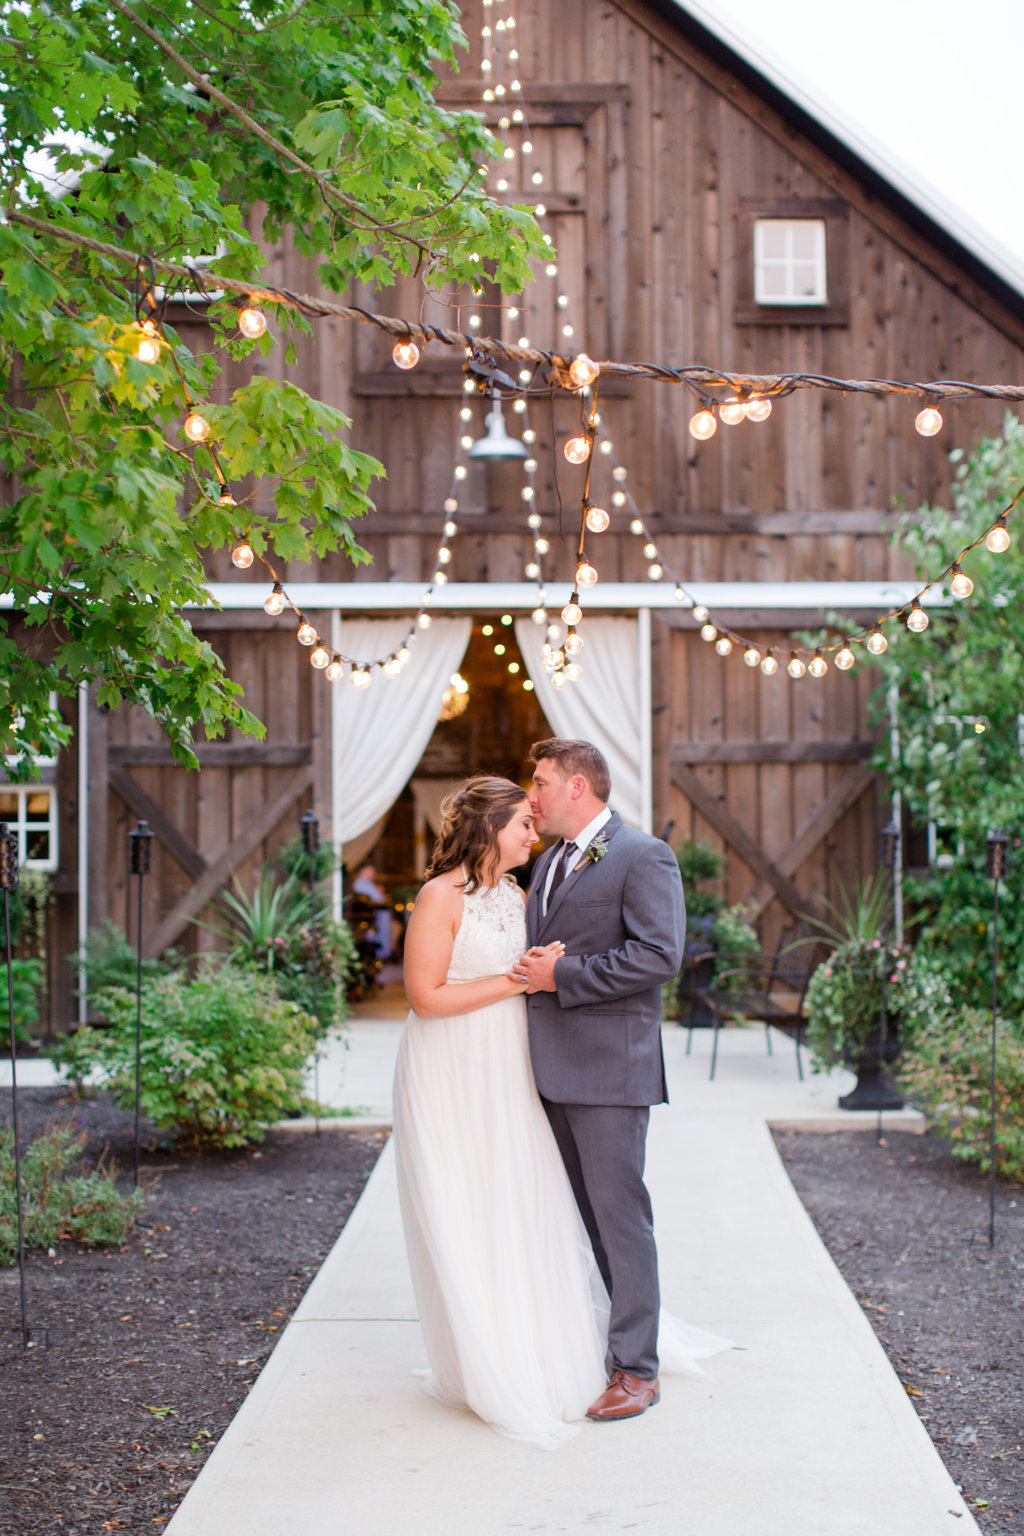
[447,878,527,982]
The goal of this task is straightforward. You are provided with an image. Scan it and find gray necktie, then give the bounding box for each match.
[546,840,576,911]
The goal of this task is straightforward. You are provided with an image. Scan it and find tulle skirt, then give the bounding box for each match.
[392,995,731,1449]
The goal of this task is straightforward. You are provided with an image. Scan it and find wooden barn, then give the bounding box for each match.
[11,0,1024,1032]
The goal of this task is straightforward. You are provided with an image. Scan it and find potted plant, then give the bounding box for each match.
[804,877,953,1107]
[671,841,760,1025]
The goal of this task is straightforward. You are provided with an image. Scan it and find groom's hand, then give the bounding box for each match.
[517,943,562,993]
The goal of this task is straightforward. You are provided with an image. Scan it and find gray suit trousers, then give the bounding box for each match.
[541,1097,659,1380]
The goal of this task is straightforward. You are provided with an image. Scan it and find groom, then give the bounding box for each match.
[513,737,685,1422]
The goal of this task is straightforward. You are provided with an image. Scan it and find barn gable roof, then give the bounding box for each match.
[649,0,1024,322]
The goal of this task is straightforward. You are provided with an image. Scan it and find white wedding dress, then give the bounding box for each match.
[392,876,730,1449]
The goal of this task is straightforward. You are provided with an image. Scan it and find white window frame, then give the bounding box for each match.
[0,783,58,871]
[753,218,828,306]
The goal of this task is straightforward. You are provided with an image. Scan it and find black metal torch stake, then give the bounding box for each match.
[300,809,320,1135]
[1,822,30,1347]
[877,820,900,1145]
[129,821,154,1189]
[985,828,1009,1248]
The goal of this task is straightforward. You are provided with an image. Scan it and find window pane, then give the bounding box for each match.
[791,225,820,260]
[753,217,827,306]
[759,223,788,259]
[0,793,17,817]
[26,831,50,861]
[760,268,788,298]
[26,792,51,818]
[793,263,820,298]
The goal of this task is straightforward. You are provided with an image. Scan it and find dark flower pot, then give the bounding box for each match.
[839,1023,904,1111]
[679,954,716,1028]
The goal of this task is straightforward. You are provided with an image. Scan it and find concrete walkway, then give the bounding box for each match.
[157,1004,977,1536]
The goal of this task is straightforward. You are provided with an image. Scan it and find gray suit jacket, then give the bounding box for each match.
[525,812,685,1106]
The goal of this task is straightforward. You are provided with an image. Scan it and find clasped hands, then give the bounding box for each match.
[508,940,564,993]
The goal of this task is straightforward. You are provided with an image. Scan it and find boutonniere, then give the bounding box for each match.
[573,833,609,872]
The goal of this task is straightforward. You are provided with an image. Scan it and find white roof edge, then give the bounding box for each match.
[669,0,1024,302]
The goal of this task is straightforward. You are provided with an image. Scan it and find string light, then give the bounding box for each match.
[835,643,856,671]
[325,656,344,682]
[692,606,709,624]
[562,598,582,625]
[786,652,806,679]
[865,627,888,655]
[263,583,285,616]
[238,305,267,340]
[569,354,600,389]
[393,339,420,370]
[743,646,761,668]
[719,398,746,426]
[700,623,718,643]
[906,601,930,632]
[715,635,733,656]
[915,405,943,437]
[310,643,330,669]
[183,410,210,443]
[949,563,974,599]
[808,650,828,678]
[760,650,778,676]
[296,619,318,646]
[350,667,372,689]
[135,320,161,363]
[986,514,1011,553]
[745,396,773,423]
[585,504,610,533]
[689,409,717,441]
[564,434,592,465]
[230,537,254,569]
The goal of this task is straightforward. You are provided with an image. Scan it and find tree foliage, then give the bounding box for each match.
[871,414,1024,1010]
[0,0,546,764]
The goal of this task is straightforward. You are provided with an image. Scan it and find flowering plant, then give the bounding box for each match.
[805,939,953,1070]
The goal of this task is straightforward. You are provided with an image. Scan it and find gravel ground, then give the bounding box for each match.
[0,1087,383,1535]
[775,1128,1024,1536]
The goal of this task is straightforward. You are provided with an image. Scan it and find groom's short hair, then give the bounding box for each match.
[528,738,611,802]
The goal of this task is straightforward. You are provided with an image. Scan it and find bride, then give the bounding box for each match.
[392,775,727,1449]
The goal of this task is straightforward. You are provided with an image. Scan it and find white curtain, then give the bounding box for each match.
[332,617,471,855]
[411,777,455,837]
[515,615,644,829]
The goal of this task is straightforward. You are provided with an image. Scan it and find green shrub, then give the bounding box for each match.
[0,957,43,1043]
[52,959,320,1148]
[0,1126,144,1266]
[899,1009,1024,1180]
[68,921,183,1018]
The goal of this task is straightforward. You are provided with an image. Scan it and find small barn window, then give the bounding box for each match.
[753,219,827,305]
[0,785,58,870]
[735,199,848,327]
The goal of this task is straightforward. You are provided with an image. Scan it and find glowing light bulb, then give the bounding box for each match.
[689,409,717,441]
[136,321,160,363]
[835,644,856,671]
[230,538,254,569]
[545,262,558,277]
[715,635,733,656]
[521,486,534,501]
[787,652,807,679]
[534,537,550,555]
[630,519,644,536]
[950,564,974,599]
[865,628,888,655]
[647,563,663,580]
[418,613,432,629]
[808,651,828,678]
[444,520,457,537]
[218,490,236,508]
[325,656,344,682]
[906,602,930,633]
[183,410,210,443]
[745,395,773,423]
[563,435,591,465]
[700,623,718,643]
[532,607,547,625]
[915,406,943,437]
[743,646,761,669]
[238,306,267,340]
[642,542,657,559]
[551,669,568,690]
[674,587,686,602]
[263,583,285,616]
[383,656,402,677]
[392,339,420,370]
[719,398,746,426]
[576,560,598,587]
[565,662,582,682]
[691,605,709,624]
[310,644,330,670]
[760,651,778,676]
[986,516,1011,553]
[612,465,627,482]
[563,630,583,658]
[454,465,468,480]
[297,620,317,646]
[350,668,372,689]
[585,505,610,533]
[569,353,600,389]
[527,512,542,529]
[525,562,540,579]
[562,600,583,625]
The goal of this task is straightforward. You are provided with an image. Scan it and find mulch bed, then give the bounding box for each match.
[774,1128,1024,1536]
[0,1087,383,1535]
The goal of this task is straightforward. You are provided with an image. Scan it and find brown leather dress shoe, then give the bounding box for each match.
[586,1369,661,1421]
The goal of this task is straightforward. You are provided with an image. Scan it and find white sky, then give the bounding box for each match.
[688,0,1024,268]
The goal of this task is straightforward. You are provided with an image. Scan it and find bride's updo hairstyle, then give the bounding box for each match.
[425,775,530,893]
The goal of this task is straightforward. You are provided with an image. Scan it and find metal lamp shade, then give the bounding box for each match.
[468,399,528,460]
